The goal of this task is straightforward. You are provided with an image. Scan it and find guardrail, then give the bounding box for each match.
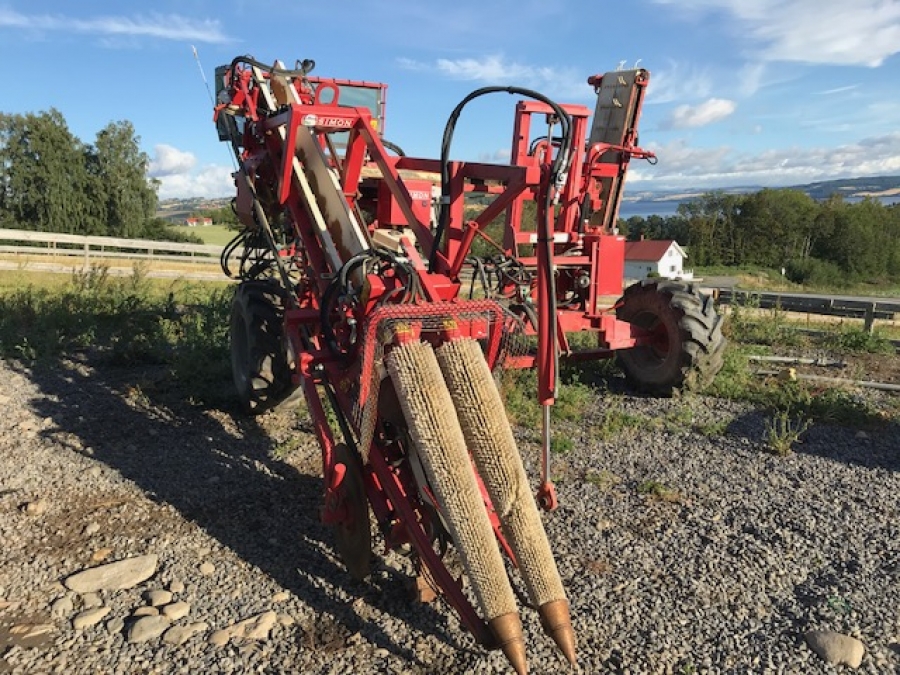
[0,228,228,265]
[713,288,900,332]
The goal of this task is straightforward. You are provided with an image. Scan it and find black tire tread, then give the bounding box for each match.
[616,279,727,395]
[230,280,296,415]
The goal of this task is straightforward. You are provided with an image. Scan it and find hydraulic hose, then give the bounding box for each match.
[430,86,571,401]
[431,87,573,272]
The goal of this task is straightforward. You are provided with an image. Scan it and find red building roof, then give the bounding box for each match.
[624,239,685,262]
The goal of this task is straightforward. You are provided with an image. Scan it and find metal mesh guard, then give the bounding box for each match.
[352,300,527,459]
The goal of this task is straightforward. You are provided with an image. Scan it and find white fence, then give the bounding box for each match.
[0,228,227,266]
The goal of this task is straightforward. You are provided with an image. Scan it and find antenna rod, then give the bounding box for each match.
[192,45,216,107]
[192,45,238,172]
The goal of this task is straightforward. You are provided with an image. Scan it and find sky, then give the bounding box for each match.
[2,0,900,200]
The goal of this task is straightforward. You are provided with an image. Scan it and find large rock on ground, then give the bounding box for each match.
[63,555,158,593]
[805,630,865,668]
[128,615,170,643]
[72,607,111,630]
[162,622,209,646]
[208,611,278,646]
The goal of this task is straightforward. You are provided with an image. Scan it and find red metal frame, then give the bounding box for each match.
[216,59,656,650]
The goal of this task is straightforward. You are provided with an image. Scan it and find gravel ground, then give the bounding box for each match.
[0,356,898,674]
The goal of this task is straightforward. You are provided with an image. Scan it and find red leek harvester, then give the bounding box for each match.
[214,56,724,674]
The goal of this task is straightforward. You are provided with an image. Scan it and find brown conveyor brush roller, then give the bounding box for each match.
[436,337,576,666]
[385,340,528,675]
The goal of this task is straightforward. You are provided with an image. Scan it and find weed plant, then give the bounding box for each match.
[821,326,894,354]
[500,366,596,429]
[713,306,893,427]
[636,479,681,503]
[764,410,812,455]
[584,470,621,491]
[724,299,806,347]
[0,265,232,405]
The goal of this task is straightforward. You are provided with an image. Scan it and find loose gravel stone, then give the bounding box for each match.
[127,615,170,643]
[131,606,159,618]
[80,592,102,609]
[50,596,74,618]
[63,555,158,592]
[162,621,209,646]
[144,589,172,607]
[106,617,125,634]
[161,601,190,621]
[72,607,111,630]
[9,623,54,643]
[89,547,113,563]
[167,580,185,594]
[209,611,278,646]
[198,561,215,576]
[21,499,48,515]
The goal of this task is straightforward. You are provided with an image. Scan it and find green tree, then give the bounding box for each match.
[87,121,158,238]
[812,197,896,280]
[197,204,240,228]
[736,189,817,266]
[0,110,94,233]
[678,192,741,265]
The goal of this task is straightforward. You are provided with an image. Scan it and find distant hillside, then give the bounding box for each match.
[625,175,900,204]
[158,175,900,219]
[786,176,900,200]
[157,197,231,223]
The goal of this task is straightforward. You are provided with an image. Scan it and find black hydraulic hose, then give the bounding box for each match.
[321,249,424,356]
[430,86,570,397]
[431,86,573,273]
[529,135,565,154]
[382,140,406,157]
[220,228,247,278]
[228,55,315,84]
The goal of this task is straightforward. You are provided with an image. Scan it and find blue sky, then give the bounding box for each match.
[3,0,900,200]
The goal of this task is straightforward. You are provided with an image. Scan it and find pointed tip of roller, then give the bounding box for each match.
[488,612,528,675]
[538,599,577,666]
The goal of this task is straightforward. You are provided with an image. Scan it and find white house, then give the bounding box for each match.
[623,239,692,280]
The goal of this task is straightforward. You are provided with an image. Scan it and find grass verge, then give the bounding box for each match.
[0,265,233,407]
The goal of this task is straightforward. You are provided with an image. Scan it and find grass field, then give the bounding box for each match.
[1,263,896,432]
[168,224,239,247]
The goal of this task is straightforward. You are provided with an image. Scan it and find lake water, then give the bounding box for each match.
[618,201,680,219]
[618,194,900,220]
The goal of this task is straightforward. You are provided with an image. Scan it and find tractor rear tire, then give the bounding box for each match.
[615,279,726,396]
[230,280,296,415]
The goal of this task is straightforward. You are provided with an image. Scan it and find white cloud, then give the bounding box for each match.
[653,0,900,67]
[630,132,900,188]
[149,145,196,177]
[737,62,767,97]
[477,148,511,163]
[398,54,587,99]
[662,98,737,129]
[154,164,234,200]
[815,84,860,96]
[646,61,714,104]
[0,8,230,43]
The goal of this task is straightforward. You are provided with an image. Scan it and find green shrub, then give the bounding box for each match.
[764,410,811,455]
[784,258,845,287]
[0,269,231,405]
[822,326,894,354]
